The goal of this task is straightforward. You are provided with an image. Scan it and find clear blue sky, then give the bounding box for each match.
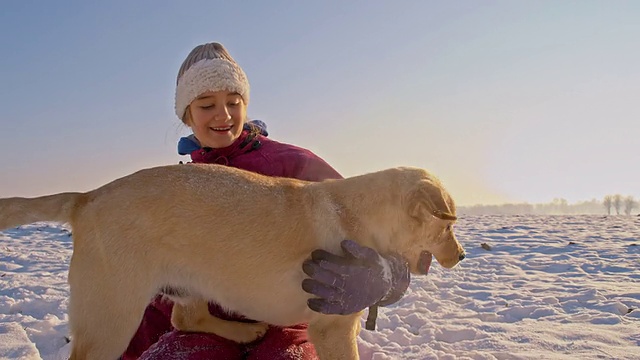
[1,1,638,206]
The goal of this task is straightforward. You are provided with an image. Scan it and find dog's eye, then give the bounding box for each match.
[446,224,452,231]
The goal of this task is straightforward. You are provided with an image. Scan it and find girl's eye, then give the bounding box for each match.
[200,104,214,109]
[228,101,240,107]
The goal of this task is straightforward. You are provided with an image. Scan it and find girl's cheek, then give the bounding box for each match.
[232,107,246,120]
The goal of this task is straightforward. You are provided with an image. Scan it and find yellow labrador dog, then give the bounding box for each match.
[0,164,465,360]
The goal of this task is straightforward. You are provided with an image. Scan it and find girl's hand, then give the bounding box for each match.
[301,240,410,315]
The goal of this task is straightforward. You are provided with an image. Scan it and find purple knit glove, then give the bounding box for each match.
[301,240,410,315]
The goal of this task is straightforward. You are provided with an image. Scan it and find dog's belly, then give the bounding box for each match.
[196,268,316,326]
[235,292,315,326]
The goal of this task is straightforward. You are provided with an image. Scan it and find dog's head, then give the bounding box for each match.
[393,168,465,275]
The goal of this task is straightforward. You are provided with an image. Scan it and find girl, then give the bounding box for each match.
[121,42,410,360]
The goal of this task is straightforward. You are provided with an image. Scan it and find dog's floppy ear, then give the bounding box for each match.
[407,179,457,221]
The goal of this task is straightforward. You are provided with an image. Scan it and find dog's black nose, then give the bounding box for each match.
[458,253,466,261]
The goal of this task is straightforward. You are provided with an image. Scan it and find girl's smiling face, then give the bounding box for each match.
[185,90,247,149]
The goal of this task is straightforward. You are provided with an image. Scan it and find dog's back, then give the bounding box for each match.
[0,163,306,230]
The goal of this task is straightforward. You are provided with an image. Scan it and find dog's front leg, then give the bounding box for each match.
[308,312,362,360]
[172,298,269,343]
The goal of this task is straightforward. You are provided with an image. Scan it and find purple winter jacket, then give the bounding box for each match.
[121,130,342,359]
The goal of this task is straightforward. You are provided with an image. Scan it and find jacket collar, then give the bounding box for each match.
[189,130,263,164]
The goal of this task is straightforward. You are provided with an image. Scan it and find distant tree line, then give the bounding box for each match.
[602,194,638,215]
[460,195,638,215]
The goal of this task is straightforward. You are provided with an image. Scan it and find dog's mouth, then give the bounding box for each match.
[418,251,433,275]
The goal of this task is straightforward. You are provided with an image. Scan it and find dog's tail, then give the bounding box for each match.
[0,192,83,230]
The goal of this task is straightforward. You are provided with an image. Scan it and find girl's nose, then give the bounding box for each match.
[214,107,231,121]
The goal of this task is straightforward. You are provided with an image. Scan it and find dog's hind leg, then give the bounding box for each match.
[171,298,269,343]
[67,255,154,360]
[308,313,362,360]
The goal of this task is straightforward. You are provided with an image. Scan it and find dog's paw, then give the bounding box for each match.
[230,322,269,343]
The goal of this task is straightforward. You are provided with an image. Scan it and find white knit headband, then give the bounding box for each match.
[174,58,250,119]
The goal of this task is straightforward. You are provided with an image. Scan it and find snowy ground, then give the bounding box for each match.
[1,215,639,359]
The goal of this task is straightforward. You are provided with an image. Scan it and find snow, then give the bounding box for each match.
[1,215,639,359]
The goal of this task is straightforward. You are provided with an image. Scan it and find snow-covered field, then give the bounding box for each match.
[1,215,639,359]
